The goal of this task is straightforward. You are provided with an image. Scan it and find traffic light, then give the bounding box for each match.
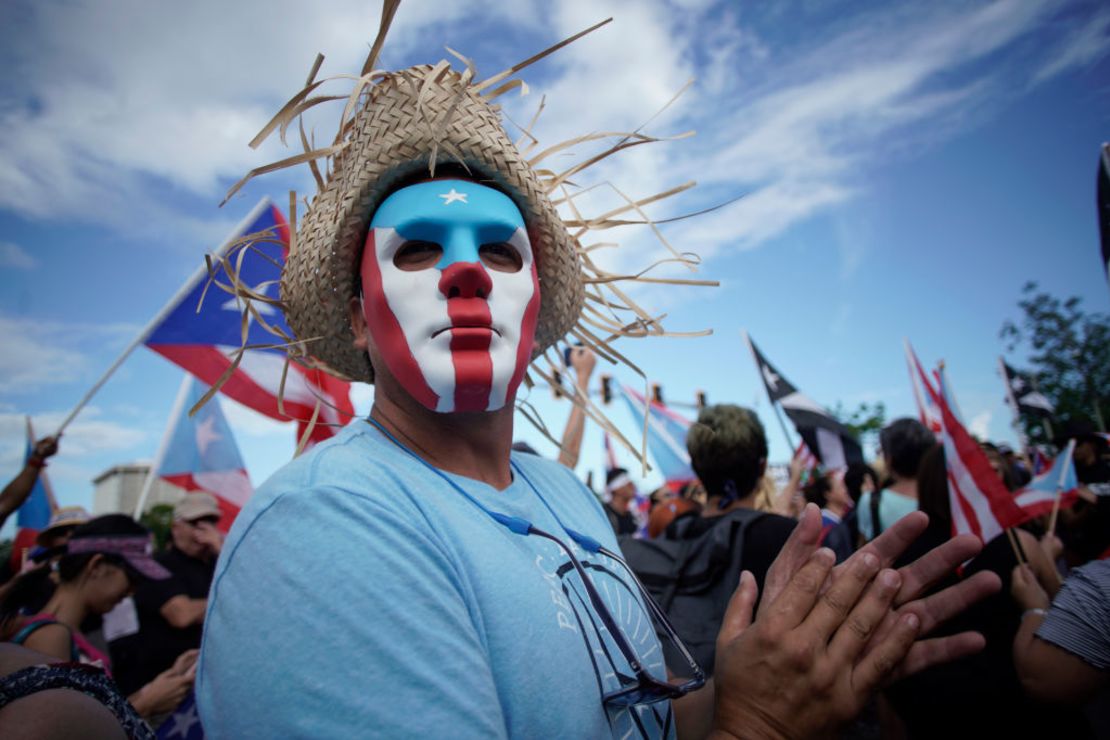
[696,390,707,410]
[551,369,563,398]
[651,383,664,405]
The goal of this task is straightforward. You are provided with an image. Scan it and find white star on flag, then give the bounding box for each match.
[761,364,780,392]
[166,701,198,739]
[438,188,468,205]
[195,415,221,455]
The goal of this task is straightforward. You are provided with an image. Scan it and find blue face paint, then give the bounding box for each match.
[360,178,540,414]
[370,179,525,269]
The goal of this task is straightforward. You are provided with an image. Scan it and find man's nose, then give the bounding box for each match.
[439,261,493,299]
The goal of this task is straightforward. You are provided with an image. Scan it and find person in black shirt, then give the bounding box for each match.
[108,493,223,699]
[683,404,797,594]
[603,467,639,535]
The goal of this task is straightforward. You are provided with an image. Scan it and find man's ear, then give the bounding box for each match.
[348,295,369,351]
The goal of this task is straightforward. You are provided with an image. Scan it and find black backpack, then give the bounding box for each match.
[617,508,767,676]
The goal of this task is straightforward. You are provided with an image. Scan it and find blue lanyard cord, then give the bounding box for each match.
[363,417,706,700]
[363,416,603,553]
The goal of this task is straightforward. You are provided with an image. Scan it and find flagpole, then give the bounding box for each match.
[55,198,273,436]
[997,355,1036,477]
[905,340,929,427]
[26,416,59,513]
[937,361,966,423]
[134,374,193,519]
[1047,438,1076,537]
[742,330,795,454]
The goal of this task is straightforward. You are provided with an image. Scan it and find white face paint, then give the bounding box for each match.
[359,179,541,413]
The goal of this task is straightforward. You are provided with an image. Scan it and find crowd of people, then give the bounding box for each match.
[1,12,1107,739]
[2,378,1105,737]
[595,391,1110,738]
[0,459,224,738]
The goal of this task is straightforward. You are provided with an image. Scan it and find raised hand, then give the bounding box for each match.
[711,550,918,738]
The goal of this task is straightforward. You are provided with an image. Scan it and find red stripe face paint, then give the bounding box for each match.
[359,179,540,413]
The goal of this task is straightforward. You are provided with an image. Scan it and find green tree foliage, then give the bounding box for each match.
[1000,282,1110,443]
[830,401,887,439]
[140,503,175,552]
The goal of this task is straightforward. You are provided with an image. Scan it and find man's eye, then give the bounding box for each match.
[393,241,442,271]
[479,242,523,273]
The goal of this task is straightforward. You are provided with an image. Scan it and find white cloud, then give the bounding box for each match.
[0,315,138,393]
[969,410,992,439]
[0,407,147,462]
[0,0,1096,271]
[0,242,36,269]
[1031,7,1110,84]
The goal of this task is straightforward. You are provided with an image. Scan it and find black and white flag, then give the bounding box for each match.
[1001,360,1055,419]
[744,332,863,468]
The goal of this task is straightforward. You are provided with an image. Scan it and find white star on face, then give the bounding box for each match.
[438,188,468,205]
[195,415,221,456]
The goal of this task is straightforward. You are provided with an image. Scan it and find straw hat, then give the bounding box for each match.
[213,10,715,461]
[280,65,583,382]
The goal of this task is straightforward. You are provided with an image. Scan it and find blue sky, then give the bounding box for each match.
[1,0,1108,523]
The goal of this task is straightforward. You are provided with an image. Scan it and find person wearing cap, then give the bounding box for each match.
[35,506,91,551]
[108,493,222,700]
[197,17,999,740]
[0,514,195,721]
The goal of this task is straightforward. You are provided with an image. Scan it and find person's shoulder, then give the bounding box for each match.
[219,423,431,563]
[512,451,593,496]
[1060,559,1110,607]
[235,421,407,518]
[745,510,796,543]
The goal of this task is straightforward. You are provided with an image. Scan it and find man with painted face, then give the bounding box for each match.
[356,177,539,417]
[198,38,1000,740]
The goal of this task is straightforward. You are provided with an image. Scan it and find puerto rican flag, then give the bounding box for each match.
[154,377,252,531]
[1014,440,1080,519]
[793,440,820,483]
[144,198,353,447]
[904,340,943,436]
[16,417,57,530]
[617,384,695,493]
[923,364,1027,542]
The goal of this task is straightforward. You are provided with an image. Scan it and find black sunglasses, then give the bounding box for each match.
[528,527,706,707]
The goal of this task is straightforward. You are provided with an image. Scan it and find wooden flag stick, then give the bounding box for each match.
[1047,439,1077,538]
[1005,527,1028,567]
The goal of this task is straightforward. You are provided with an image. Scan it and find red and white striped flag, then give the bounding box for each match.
[923,369,1027,541]
[793,440,820,482]
[904,340,943,436]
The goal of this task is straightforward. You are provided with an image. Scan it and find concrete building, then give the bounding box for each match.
[92,463,187,517]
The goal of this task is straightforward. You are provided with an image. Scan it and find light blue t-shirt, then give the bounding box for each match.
[856,489,918,541]
[197,421,674,739]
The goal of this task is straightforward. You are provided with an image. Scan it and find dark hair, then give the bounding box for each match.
[880,418,936,479]
[979,442,1017,491]
[915,444,951,536]
[803,476,831,509]
[606,468,629,486]
[843,463,879,505]
[686,404,768,501]
[0,515,149,636]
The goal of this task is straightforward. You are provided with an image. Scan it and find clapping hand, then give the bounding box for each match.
[711,505,1000,738]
